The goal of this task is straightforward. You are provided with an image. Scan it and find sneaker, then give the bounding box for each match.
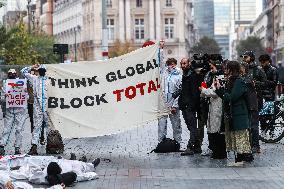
[79,155,87,162]
[0,146,5,156]
[201,149,212,156]
[28,144,38,155]
[227,161,244,167]
[181,148,194,156]
[15,147,21,155]
[92,158,100,168]
[70,153,76,160]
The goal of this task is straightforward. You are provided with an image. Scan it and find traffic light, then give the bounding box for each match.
[53,44,68,55]
[53,44,68,63]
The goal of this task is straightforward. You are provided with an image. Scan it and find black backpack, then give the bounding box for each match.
[46,130,64,154]
[152,138,180,153]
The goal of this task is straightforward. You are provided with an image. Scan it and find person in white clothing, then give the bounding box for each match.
[21,64,49,155]
[0,155,100,187]
[0,69,28,155]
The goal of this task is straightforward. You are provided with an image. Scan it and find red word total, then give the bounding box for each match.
[113,78,160,102]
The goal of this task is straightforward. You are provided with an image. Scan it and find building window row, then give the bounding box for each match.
[107,18,114,40]
[135,18,145,40]
[136,0,142,7]
[166,0,172,7]
[106,0,112,8]
[165,18,174,39]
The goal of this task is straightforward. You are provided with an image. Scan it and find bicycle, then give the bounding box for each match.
[259,92,284,143]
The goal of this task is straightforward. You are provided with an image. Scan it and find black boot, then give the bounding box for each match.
[194,142,202,154]
[92,158,101,168]
[70,153,76,160]
[235,153,243,163]
[15,147,21,155]
[181,144,194,156]
[28,144,38,155]
[79,155,87,162]
[0,146,5,156]
[243,153,254,162]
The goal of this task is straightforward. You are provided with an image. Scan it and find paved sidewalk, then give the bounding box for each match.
[0,116,284,188]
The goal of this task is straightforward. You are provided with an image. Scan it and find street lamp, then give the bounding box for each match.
[27,0,31,34]
[74,25,81,62]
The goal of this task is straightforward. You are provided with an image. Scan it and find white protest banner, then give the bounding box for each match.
[46,44,164,138]
[5,79,27,108]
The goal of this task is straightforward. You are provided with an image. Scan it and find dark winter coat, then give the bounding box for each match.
[216,77,250,131]
[248,62,267,109]
[263,65,278,100]
[178,69,203,111]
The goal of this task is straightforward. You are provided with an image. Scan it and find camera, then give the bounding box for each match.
[209,54,223,71]
[191,54,211,74]
[191,54,224,75]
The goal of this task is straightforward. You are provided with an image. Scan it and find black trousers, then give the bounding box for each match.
[182,108,198,148]
[250,110,260,149]
[28,103,34,133]
[208,133,227,159]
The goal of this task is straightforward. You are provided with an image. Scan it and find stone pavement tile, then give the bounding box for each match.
[255,167,281,178]
[96,169,107,177]
[173,169,187,177]
[129,168,140,178]
[185,168,203,179]
[162,168,176,178]
[151,168,164,178]
[105,169,118,178]
[270,166,284,171]
[140,168,152,179]
[116,168,129,177]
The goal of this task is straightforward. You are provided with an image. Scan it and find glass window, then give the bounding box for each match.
[166,0,172,7]
[106,0,112,8]
[136,0,142,7]
[107,19,114,41]
[135,18,144,40]
[164,18,174,39]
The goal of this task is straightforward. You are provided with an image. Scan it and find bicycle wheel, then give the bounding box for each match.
[259,102,284,143]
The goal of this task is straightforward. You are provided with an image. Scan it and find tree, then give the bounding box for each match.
[0,22,59,65]
[191,36,221,54]
[236,36,266,59]
[29,34,60,64]
[109,40,135,58]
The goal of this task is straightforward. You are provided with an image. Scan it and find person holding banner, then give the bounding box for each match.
[158,57,182,149]
[21,64,50,155]
[0,69,28,156]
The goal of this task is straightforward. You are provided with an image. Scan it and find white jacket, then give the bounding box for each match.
[159,49,182,109]
[200,75,224,133]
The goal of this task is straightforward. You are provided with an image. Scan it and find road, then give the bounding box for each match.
[1,116,284,189]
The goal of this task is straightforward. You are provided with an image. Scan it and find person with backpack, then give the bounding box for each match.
[0,69,28,155]
[241,51,267,153]
[21,64,50,155]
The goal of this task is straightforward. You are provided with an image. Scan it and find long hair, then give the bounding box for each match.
[226,61,241,90]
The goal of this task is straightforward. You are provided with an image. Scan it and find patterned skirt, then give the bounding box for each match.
[225,123,251,154]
